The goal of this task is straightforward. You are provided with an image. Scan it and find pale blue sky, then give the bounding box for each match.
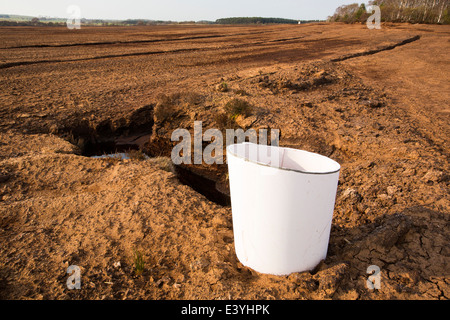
[0,0,363,21]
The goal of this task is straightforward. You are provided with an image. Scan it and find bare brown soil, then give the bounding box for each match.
[0,23,449,300]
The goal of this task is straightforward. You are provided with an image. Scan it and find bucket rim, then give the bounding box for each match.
[226,143,341,175]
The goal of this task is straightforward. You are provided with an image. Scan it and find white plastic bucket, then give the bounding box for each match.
[226,142,340,275]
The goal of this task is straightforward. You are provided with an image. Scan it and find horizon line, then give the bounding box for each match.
[0,13,327,23]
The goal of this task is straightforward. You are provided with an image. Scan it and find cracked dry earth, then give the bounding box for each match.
[0,23,449,300]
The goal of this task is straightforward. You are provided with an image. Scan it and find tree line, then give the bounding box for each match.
[0,16,324,27]
[328,0,450,24]
[216,17,306,24]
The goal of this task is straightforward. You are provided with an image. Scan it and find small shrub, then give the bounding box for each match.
[216,81,229,92]
[224,98,252,120]
[214,112,236,130]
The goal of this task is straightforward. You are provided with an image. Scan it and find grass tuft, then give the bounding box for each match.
[134,249,145,276]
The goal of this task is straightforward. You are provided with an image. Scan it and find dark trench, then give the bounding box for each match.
[77,129,231,207]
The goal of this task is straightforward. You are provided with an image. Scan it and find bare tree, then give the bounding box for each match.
[357,0,449,24]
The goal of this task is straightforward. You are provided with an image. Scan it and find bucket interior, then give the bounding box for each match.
[227,143,340,174]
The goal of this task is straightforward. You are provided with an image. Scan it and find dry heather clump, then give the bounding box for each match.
[182,91,203,105]
[224,98,252,120]
[154,92,203,123]
[214,98,253,131]
[148,156,175,173]
[101,154,122,166]
[154,94,179,123]
[216,81,229,92]
[127,149,147,161]
[214,112,238,130]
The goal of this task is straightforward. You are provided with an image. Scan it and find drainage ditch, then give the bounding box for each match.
[82,133,152,157]
[174,164,231,207]
[74,130,231,207]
